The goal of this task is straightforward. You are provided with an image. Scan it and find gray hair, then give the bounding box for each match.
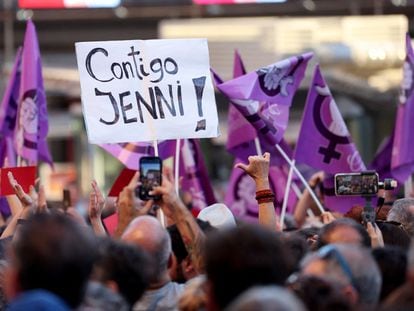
[301,244,382,306]
[225,286,306,311]
[387,198,414,236]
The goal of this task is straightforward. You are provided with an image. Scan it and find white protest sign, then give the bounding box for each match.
[75,39,219,144]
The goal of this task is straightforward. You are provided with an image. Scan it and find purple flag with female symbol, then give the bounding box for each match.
[295,66,366,213]
[391,33,414,183]
[295,66,366,174]
[14,20,52,166]
[217,52,313,149]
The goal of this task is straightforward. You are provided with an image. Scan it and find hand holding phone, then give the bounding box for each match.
[136,157,162,201]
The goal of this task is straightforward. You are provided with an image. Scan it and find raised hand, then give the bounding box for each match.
[235,152,271,184]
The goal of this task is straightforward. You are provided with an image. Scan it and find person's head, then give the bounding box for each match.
[376,221,411,251]
[121,215,171,285]
[5,213,97,308]
[205,224,290,310]
[168,219,214,283]
[282,232,310,274]
[300,244,382,307]
[317,218,371,249]
[226,286,306,311]
[387,198,414,236]
[288,275,352,311]
[92,238,151,306]
[372,246,407,301]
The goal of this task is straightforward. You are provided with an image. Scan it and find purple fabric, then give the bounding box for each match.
[14,20,52,166]
[369,135,394,180]
[213,52,301,165]
[225,51,257,157]
[225,161,298,222]
[391,33,414,183]
[295,66,366,174]
[217,53,313,149]
[99,140,178,170]
[179,139,216,212]
[0,48,22,140]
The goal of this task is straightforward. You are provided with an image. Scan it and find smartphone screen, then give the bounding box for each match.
[334,172,379,196]
[138,156,162,201]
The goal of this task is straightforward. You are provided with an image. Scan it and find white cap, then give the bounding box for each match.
[197,203,237,230]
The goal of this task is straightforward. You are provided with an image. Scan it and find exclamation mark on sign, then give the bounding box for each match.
[193,76,206,132]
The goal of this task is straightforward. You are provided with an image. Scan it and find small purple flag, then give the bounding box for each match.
[217,52,313,149]
[14,20,52,166]
[391,33,414,183]
[100,140,177,170]
[225,162,297,222]
[295,66,366,174]
[179,139,216,213]
[0,48,22,140]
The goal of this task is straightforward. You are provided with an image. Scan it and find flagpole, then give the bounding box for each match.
[280,159,295,229]
[153,139,159,157]
[175,139,180,195]
[254,137,263,155]
[274,144,325,213]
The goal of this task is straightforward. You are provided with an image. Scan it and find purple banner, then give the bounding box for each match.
[391,33,414,183]
[295,65,365,174]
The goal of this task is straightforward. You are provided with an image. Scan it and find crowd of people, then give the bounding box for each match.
[0,152,413,311]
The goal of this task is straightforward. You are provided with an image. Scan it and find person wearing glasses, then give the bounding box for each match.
[299,243,382,309]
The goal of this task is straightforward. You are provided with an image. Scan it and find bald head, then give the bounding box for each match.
[122,216,172,284]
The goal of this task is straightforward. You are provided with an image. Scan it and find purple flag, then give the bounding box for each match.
[14,20,52,166]
[391,33,414,183]
[369,135,394,180]
[179,139,216,213]
[225,162,297,222]
[100,140,177,170]
[217,52,313,149]
[225,51,257,158]
[226,52,294,165]
[295,66,366,174]
[0,48,22,140]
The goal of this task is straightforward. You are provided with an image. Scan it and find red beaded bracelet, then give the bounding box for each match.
[256,189,275,204]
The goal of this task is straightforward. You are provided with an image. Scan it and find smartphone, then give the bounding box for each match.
[334,171,379,196]
[137,156,162,201]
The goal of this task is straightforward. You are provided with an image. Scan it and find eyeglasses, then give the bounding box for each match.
[317,245,358,290]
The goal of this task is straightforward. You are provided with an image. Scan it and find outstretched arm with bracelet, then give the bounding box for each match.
[236,152,280,231]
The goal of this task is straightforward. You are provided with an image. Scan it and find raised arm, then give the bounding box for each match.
[293,171,324,228]
[152,169,206,274]
[1,172,36,239]
[235,152,279,231]
[88,180,107,236]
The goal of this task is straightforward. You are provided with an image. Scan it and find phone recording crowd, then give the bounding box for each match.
[0,153,413,311]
